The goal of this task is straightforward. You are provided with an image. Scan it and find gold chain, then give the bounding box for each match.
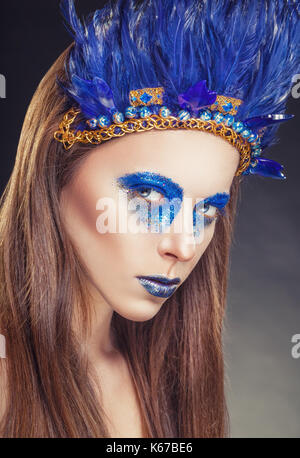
[54,108,251,176]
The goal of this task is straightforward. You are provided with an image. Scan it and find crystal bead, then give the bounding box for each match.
[178,110,191,120]
[199,110,212,121]
[213,111,224,123]
[112,112,125,124]
[87,118,98,129]
[224,114,234,126]
[125,106,138,118]
[232,121,244,133]
[98,115,110,128]
[159,106,171,118]
[241,129,251,139]
[140,106,152,118]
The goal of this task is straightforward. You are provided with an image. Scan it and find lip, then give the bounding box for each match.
[136,275,181,298]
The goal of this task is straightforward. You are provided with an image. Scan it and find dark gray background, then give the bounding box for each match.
[0,0,299,438]
[225,94,300,438]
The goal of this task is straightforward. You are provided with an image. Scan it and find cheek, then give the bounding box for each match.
[190,220,216,269]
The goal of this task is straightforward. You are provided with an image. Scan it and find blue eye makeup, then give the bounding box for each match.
[115,171,230,235]
[116,172,183,231]
[193,192,230,237]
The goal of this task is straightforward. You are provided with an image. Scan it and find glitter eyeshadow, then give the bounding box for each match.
[116,171,184,232]
[193,192,230,237]
[115,172,230,235]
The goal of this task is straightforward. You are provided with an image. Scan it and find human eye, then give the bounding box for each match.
[125,184,167,206]
[194,202,218,227]
[201,202,218,219]
[193,192,229,230]
[193,202,225,231]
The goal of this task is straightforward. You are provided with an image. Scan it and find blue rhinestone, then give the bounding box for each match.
[222,102,233,113]
[140,92,153,104]
[87,118,98,129]
[160,106,171,118]
[112,112,125,124]
[98,116,110,128]
[250,159,258,167]
[140,106,152,118]
[248,132,258,143]
[224,114,234,126]
[125,106,138,119]
[213,111,224,123]
[178,110,191,121]
[200,110,212,121]
[232,121,244,133]
[251,138,261,147]
[241,129,251,139]
[131,95,137,102]
[252,147,262,157]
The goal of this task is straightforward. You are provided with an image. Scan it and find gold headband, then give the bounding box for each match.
[54,86,261,176]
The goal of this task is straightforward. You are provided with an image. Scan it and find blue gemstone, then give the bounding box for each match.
[248,132,258,143]
[131,95,137,102]
[200,110,212,121]
[125,106,138,119]
[178,110,190,120]
[232,121,244,133]
[241,129,251,139]
[98,116,110,128]
[252,147,262,157]
[87,118,98,129]
[140,107,152,118]
[160,106,171,118]
[113,112,125,124]
[222,102,233,113]
[224,114,234,126]
[213,111,224,123]
[140,92,153,104]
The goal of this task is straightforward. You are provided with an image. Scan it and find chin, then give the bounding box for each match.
[113,298,166,322]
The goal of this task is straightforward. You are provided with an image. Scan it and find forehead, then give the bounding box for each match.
[84,129,240,197]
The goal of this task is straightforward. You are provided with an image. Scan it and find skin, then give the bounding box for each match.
[59,129,239,437]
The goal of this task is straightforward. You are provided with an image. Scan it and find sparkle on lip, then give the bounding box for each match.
[137,275,181,285]
[136,277,178,298]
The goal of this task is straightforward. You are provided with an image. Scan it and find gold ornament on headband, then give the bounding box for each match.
[129,87,164,107]
[210,95,243,116]
[54,82,266,178]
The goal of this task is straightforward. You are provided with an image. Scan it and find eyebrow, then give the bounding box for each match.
[199,192,230,209]
[115,171,184,200]
[116,171,230,207]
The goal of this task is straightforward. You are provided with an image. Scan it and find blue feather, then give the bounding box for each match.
[57,0,300,151]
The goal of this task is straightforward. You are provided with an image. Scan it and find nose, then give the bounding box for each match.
[157,223,197,263]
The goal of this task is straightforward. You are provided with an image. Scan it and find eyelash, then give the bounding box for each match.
[126,185,224,224]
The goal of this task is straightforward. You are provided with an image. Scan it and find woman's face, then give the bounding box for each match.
[60,130,239,321]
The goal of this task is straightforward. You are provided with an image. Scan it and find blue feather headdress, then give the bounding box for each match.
[54,0,300,180]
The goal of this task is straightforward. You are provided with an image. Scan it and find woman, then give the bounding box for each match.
[0,0,298,438]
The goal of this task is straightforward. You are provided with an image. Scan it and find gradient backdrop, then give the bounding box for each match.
[0,0,299,438]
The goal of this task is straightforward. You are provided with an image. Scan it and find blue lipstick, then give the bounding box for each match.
[136,275,180,298]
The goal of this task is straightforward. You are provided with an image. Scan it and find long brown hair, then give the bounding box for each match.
[0,45,242,437]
